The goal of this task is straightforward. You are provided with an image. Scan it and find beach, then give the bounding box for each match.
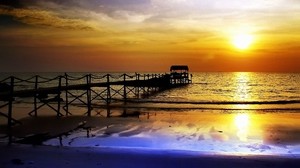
[1,72,300,167]
[2,108,300,153]
[1,110,300,167]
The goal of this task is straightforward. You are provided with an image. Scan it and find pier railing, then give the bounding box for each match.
[0,72,191,143]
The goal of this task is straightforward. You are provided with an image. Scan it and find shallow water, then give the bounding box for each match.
[41,110,300,155]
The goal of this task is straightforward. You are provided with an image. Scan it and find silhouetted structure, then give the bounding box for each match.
[0,68,192,144]
[170,65,191,84]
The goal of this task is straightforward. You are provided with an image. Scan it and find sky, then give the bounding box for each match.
[0,0,300,72]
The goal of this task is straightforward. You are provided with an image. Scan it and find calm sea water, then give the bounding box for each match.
[1,72,300,111]
[150,72,300,110]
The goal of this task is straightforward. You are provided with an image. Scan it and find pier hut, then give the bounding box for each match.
[170,65,191,84]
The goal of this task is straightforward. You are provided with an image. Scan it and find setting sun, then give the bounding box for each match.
[232,34,254,50]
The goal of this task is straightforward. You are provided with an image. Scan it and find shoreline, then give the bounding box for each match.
[2,111,300,154]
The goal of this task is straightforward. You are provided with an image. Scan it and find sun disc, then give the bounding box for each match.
[232,34,253,50]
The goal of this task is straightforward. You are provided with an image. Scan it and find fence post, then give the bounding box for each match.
[106,74,111,117]
[34,75,38,117]
[8,76,14,144]
[147,74,150,95]
[123,74,127,101]
[86,74,92,116]
[57,76,62,117]
[64,73,69,115]
[135,73,140,99]
[106,74,111,104]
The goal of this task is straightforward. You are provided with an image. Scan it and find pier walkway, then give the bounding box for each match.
[0,70,192,143]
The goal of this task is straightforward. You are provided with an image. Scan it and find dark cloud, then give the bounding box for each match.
[24,0,151,11]
[0,15,29,28]
[0,0,23,8]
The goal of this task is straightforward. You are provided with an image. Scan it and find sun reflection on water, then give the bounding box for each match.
[234,113,250,141]
[234,72,251,101]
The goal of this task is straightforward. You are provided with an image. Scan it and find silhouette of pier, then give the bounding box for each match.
[0,67,192,144]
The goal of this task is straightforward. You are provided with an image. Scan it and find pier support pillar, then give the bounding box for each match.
[7,76,14,145]
[123,74,127,101]
[33,75,38,117]
[57,76,62,118]
[86,74,92,116]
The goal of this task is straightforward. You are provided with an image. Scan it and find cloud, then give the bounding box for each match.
[0,6,95,30]
[1,1,300,49]
[112,10,152,23]
[3,0,298,34]
[0,0,24,8]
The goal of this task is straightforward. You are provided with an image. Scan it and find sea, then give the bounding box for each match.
[1,72,300,154]
[1,72,300,111]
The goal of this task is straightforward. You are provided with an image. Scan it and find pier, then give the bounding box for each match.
[0,67,192,143]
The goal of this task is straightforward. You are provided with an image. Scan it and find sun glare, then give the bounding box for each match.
[232,34,253,50]
[234,113,250,141]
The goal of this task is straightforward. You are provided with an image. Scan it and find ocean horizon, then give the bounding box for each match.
[1,72,300,111]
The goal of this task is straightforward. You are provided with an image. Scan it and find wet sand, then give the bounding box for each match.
[1,110,300,167]
[2,110,300,152]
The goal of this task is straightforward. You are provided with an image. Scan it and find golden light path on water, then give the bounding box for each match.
[232,72,251,142]
[234,72,251,101]
[234,113,250,142]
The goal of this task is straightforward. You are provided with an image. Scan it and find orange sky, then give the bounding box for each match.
[0,0,300,72]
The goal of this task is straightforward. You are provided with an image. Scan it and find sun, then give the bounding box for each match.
[232,34,253,50]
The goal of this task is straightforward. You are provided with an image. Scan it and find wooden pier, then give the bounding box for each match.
[0,68,192,144]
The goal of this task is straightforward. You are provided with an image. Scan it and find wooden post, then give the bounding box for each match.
[57,76,62,117]
[136,73,140,99]
[106,74,111,104]
[8,76,14,144]
[123,74,127,101]
[122,74,127,116]
[34,75,38,117]
[64,73,69,116]
[86,74,92,116]
[106,74,111,117]
[155,74,158,91]
[146,74,150,96]
[143,74,146,95]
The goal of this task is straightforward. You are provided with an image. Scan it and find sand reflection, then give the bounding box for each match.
[10,109,300,155]
[234,113,250,141]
